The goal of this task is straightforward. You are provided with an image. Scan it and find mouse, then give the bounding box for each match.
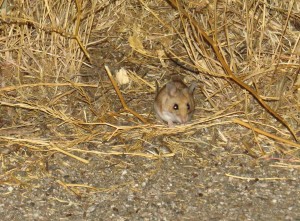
[154,79,196,127]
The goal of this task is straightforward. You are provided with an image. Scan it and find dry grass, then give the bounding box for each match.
[0,0,300,187]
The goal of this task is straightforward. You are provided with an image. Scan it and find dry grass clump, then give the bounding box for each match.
[0,0,300,186]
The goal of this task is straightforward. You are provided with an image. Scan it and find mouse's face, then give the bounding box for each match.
[163,83,195,124]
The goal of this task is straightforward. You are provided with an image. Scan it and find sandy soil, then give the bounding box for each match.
[1,128,299,221]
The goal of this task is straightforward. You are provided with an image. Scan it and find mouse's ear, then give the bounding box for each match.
[166,82,177,96]
[155,80,160,94]
[188,81,197,94]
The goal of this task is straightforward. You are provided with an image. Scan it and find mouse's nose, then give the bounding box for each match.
[180,115,188,124]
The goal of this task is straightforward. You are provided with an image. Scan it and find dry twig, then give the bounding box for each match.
[104,65,148,124]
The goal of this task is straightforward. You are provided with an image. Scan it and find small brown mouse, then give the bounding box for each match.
[154,79,196,127]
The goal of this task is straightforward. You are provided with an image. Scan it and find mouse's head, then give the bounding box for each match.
[163,81,196,124]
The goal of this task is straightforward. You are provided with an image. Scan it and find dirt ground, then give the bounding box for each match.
[1,135,299,221]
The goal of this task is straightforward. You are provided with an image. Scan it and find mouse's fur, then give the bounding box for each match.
[154,79,196,127]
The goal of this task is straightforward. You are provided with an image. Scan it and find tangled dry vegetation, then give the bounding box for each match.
[0,0,300,188]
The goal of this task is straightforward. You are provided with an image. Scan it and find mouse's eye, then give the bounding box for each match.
[187,103,190,110]
[173,104,178,110]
